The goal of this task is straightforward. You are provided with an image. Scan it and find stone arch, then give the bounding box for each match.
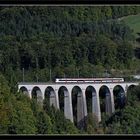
[126,84,137,103]
[57,86,73,122]
[127,84,137,92]
[99,85,112,116]
[113,85,126,110]
[31,86,43,104]
[72,86,85,129]
[19,86,29,97]
[85,86,98,119]
[58,86,69,113]
[44,86,56,108]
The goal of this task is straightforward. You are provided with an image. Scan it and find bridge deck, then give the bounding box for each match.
[18,82,139,85]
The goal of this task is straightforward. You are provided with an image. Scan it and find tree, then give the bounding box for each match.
[8,95,37,134]
[0,74,11,134]
[36,111,52,134]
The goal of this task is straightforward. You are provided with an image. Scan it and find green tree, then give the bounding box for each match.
[36,111,52,134]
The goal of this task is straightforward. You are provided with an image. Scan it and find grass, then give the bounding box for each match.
[119,14,140,38]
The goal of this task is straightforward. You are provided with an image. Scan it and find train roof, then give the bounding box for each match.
[56,78,124,80]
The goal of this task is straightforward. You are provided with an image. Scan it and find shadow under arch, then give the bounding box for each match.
[31,86,43,104]
[126,84,137,104]
[113,85,126,110]
[127,84,137,93]
[72,86,85,130]
[85,86,98,118]
[58,86,69,113]
[99,85,112,117]
[19,86,29,97]
[44,86,56,109]
[85,85,99,126]
[58,86,73,122]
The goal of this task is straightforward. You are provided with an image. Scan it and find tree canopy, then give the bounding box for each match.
[0,6,140,134]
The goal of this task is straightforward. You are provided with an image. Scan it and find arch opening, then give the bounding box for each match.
[85,86,98,124]
[99,85,112,118]
[58,86,68,113]
[31,86,43,104]
[113,85,126,110]
[19,86,29,97]
[126,84,137,105]
[72,86,85,129]
[44,86,56,109]
[85,86,98,116]
[127,85,137,93]
[85,86,92,113]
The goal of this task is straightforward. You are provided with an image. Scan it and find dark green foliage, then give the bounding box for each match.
[0,74,11,134]
[1,6,140,134]
[0,74,37,134]
[43,98,79,134]
[36,111,53,134]
[8,100,37,134]
[52,110,79,134]
[0,6,139,83]
[85,113,103,134]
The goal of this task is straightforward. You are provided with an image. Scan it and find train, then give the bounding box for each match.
[55,78,124,83]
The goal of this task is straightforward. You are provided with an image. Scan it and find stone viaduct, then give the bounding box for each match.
[18,81,139,126]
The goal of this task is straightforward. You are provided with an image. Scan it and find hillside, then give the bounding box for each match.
[119,14,140,50]
[120,14,140,38]
[0,6,140,84]
[1,6,140,134]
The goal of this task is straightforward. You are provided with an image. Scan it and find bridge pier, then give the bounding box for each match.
[105,91,112,116]
[92,90,100,121]
[36,90,44,105]
[82,89,87,117]
[28,89,32,99]
[96,89,101,122]
[110,88,115,113]
[77,90,85,129]
[64,90,73,122]
[125,85,128,97]
[50,91,57,108]
[55,89,60,109]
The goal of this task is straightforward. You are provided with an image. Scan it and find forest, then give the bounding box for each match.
[1,6,140,134]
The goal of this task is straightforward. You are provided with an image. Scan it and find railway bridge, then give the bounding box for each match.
[18,80,139,127]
